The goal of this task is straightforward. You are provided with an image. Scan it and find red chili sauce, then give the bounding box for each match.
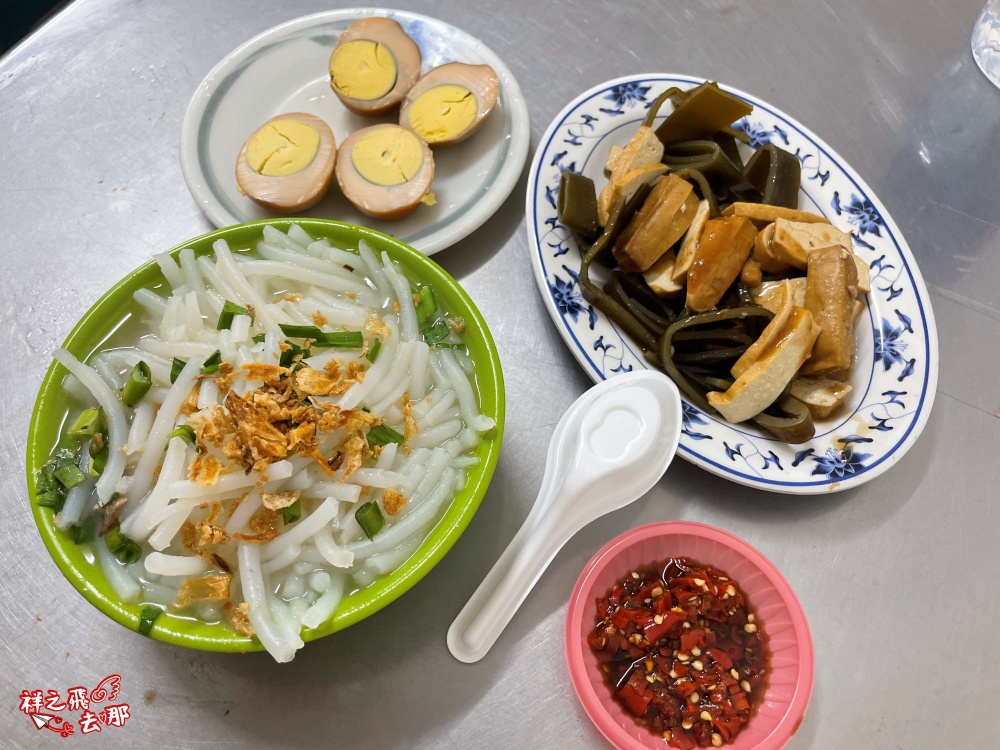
[587,557,770,749]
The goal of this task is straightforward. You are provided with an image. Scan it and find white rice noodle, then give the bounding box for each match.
[408,418,463,449]
[138,335,217,360]
[96,543,141,602]
[100,347,172,388]
[178,247,206,294]
[92,354,124,389]
[154,252,185,288]
[356,241,391,303]
[259,231,362,284]
[314,526,354,568]
[141,580,179,607]
[298,481,362,503]
[239,543,296,662]
[225,489,262,536]
[363,535,422,576]
[343,468,407,489]
[450,455,482,469]
[144,552,209,578]
[269,596,306,647]
[380,252,419,342]
[61,374,94,405]
[125,401,156,455]
[436,350,495,433]
[337,317,399,409]
[261,498,339,561]
[300,572,346,629]
[213,240,284,334]
[408,342,431,400]
[299,295,367,328]
[306,238,330,257]
[53,349,128,506]
[238,258,369,297]
[346,468,455,561]
[375,441,398,470]
[121,437,189,541]
[285,223,314,249]
[197,255,247,311]
[134,288,167,319]
[198,378,220,411]
[126,355,205,504]
[364,341,414,407]
[421,405,462,432]
[263,545,301,574]
[56,478,96,530]
[145,386,169,404]
[381,404,404,426]
[398,448,451,519]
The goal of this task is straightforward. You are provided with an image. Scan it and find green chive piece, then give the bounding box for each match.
[54,462,87,490]
[283,500,302,525]
[216,300,248,330]
[137,606,163,636]
[201,350,223,375]
[71,516,97,544]
[68,408,103,438]
[252,333,267,344]
[414,285,437,325]
[37,491,66,511]
[37,460,62,493]
[366,424,404,449]
[170,357,186,383]
[168,425,196,445]
[105,525,142,564]
[278,324,363,349]
[88,446,108,478]
[279,340,309,368]
[365,338,382,363]
[121,361,152,406]
[422,320,451,346]
[355,501,385,540]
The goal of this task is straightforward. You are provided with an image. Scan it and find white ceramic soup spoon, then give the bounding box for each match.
[447,369,682,663]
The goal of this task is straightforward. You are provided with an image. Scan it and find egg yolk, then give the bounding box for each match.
[330,40,397,100]
[407,84,477,143]
[245,119,320,177]
[351,127,424,186]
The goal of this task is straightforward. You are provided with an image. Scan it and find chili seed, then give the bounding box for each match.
[682,622,692,629]
[726,584,736,597]
[691,646,702,657]
[677,652,690,662]
[690,691,701,704]
[631,572,640,579]
[744,623,758,633]
[730,669,739,679]
[692,660,704,672]
[712,733,723,747]
[700,710,712,721]
[651,587,663,597]
[646,674,655,684]
[669,670,678,679]
[741,680,752,693]
[654,614,664,625]
[681,720,693,730]
[694,578,705,587]
[747,613,755,623]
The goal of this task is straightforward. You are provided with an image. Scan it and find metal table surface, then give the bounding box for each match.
[2,1,998,747]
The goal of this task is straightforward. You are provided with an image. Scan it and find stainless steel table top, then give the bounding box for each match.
[3,1,998,747]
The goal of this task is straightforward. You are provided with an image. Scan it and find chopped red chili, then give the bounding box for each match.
[586,557,770,748]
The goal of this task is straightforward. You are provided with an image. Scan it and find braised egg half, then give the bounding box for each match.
[335,124,435,220]
[329,18,421,115]
[399,62,500,146]
[235,112,336,213]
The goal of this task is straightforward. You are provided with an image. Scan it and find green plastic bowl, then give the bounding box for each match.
[26,219,505,653]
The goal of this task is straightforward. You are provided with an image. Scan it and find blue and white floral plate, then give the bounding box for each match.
[526,74,938,494]
[180,9,530,255]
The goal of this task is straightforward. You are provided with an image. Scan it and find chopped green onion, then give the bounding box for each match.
[278,324,363,348]
[37,491,66,511]
[414,285,437,326]
[216,300,248,330]
[355,501,385,540]
[168,425,196,445]
[279,340,309,368]
[170,357,186,383]
[121,361,152,406]
[434,342,467,350]
[71,516,97,544]
[37,458,64,493]
[283,500,302,525]
[89,444,108,478]
[422,320,451,346]
[137,606,163,636]
[365,338,382,363]
[54,462,87,490]
[252,333,267,344]
[201,350,223,375]
[68,408,103,438]
[105,526,142,564]
[366,424,404,449]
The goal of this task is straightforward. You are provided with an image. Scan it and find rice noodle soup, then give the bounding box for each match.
[35,223,495,662]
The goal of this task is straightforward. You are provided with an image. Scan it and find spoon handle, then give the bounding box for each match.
[447,499,581,663]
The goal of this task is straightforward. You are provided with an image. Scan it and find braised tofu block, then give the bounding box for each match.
[751,223,792,274]
[671,198,711,281]
[596,125,665,226]
[789,376,854,418]
[771,219,853,269]
[750,277,807,313]
[721,201,832,229]
[613,174,698,273]
[642,248,685,297]
[801,245,859,376]
[685,216,756,312]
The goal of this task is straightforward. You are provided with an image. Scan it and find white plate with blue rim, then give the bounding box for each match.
[525,74,939,494]
[180,8,530,255]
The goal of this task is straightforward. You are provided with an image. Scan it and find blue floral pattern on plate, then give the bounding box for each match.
[526,75,938,494]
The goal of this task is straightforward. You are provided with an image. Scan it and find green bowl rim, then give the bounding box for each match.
[26,218,505,653]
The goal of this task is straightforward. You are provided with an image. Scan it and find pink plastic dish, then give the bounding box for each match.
[565,522,814,750]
